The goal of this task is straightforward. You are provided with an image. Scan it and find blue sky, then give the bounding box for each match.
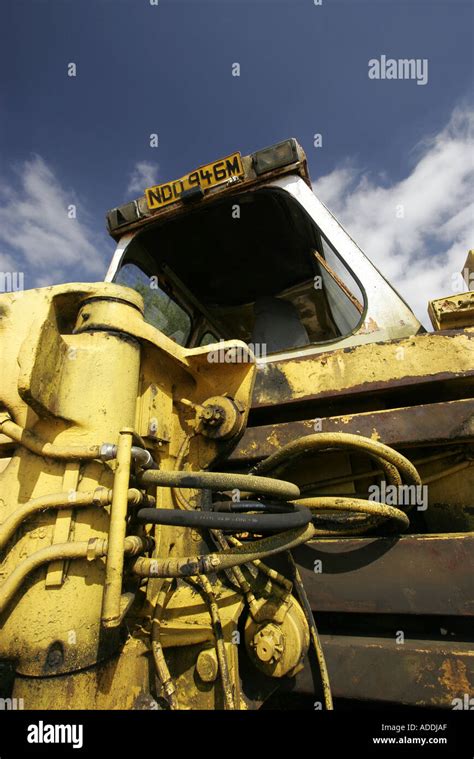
[0,0,473,323]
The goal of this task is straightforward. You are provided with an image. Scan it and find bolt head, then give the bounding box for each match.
[196,650,218,682]
[253,624,284,664]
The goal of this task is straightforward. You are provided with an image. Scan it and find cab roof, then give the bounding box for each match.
[106,138,310,241]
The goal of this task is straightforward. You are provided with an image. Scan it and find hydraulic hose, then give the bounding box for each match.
[251,432,421,490]
[194,575,235,710]
[151,580,179,710]
[136,501,312,533]
[250,433,422,535]
[297,496,410,532]
[287,552,333,710]
[131,523,315,578]
[138,469,300,501]
[0,416,102,461]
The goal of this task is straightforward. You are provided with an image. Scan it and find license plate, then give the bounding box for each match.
[145,152,244,210]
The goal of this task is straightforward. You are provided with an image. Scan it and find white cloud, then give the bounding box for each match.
[0,251,16,271]
[0,155,104,286]
[126,161,159,195]
[313,105,474,326]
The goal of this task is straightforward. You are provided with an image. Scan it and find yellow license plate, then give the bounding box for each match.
[145,152,244,211]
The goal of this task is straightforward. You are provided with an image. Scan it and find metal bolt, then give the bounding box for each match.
[253,624,284,664]
[46,647,63,668]
[201,405,224,427]
[196,649,219,682]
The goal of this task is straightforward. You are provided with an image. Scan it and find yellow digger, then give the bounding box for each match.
[0,139,472,710]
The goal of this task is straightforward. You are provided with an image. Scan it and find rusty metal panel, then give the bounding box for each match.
[230,398,474,463]
[292,636,474,707]
[251,330,474,411]
[292,534,474,617]
[429,292,474,330]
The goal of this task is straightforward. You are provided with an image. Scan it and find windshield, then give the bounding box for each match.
[112,187,366,354]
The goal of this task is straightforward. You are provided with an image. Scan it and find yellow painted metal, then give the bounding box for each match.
[45,462,80,586]
[253,330,474,408]
[0,287,142,675]
[428,292,474,330]
[0,280,257,708]
[1,266,472,710]
[12,636,157,711]
[101,428,133,628]
[245,596,309,678]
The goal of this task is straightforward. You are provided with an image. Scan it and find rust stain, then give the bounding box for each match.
[267,430,280,449]
[440,657,471,696]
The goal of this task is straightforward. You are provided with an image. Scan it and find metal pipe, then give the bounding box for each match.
[0,415,102,461]
[172,433,196,511]
[0,535,150,615]
[0,414,156,469]
[422,460,473,484]
[102,429,134,628]
[100,443,156,470]
[0,488,150,552]
[300,448,465,494]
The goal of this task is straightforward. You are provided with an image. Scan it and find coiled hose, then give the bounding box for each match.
[251,432,422,535]
[139,432,421,711]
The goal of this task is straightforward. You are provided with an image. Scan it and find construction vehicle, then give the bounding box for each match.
[0,138,473,710]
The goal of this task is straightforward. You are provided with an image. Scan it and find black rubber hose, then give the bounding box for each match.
[136,503,312,533]
[212,500,293,514]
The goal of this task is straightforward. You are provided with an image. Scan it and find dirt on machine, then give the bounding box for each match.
[0,138,473,710]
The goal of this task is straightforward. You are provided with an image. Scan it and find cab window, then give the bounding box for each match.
[114,187,365,354]
[199,331,218,346]
[114,263,191,346]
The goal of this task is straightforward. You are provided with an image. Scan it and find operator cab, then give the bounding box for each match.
[106,139,422,360]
